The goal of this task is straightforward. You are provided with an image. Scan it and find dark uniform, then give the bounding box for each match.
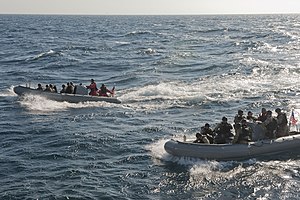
[200,123,214,144]
[214,117,234,144]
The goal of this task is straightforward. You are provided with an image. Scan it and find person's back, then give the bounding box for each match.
[60,84,66,93]
[193,133,210,144]
[65,82,74,94]
[44,85,52,92]
[98,84,113,97]
[37,83,43,90]
[266,118,277,138]
[49,84,55,93]
[53,85,58,93]
[275,108,289,137]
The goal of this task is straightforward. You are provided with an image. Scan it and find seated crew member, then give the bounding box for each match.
[44,85,52,92]
[246,111,257,122]
[213,117,234,144]
[233,119,252,144]
[234,110,245,125]
[60,84,66,93]
[263,110,277,139]
[200,123,214,144]
[36,83,43,90]
[234,110,245,133]
[49,84,56,93]
[193,133,210,144]
[65,82,74,94]
[258,108,268,122]
[86,79,98,96]
[98,84,114,97]
[275,108,289,137]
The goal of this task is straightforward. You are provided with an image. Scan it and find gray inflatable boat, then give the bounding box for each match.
[164,133,300,161]
[13,85,121,104]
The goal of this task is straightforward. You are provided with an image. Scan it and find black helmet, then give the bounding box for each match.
[222,117,227,121]
[275,108,281,113]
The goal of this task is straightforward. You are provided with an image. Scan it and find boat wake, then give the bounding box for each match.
[0,86,17,97]
[16,94,120,112]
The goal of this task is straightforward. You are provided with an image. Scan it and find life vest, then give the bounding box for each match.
[278,113,288,125]
[266,118,277,131]
[100,86,107,94]
[87,82,97,96]
[215,123,233,137]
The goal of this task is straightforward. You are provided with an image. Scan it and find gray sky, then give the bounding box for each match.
[1,0,300,15]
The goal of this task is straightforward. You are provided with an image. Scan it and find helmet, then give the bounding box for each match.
[275,108,281,113]
[222,117,227,121]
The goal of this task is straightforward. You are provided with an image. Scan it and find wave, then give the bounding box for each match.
[125,30,157,37]
[15,94,121,113]
[120,81,205,105]
[194,27,230,34]
[116,66,300,112]
[0,86,17,97]
[26,49,63,61]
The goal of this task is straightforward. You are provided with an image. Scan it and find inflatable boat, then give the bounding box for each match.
[164,133,300,161]
[13,85,121,104]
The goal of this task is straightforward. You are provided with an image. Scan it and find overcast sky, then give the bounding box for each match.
[1,0,300,15]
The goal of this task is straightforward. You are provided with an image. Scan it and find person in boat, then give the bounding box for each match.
[246,111,257,122]
[49,84,54,92]
[98,84,114,97]
[234,110,245,133]
[213,117,234,144]
[275,108,289,137]
[65,82,74,94]
[193,133,210,144]
[200,123,214,144]
[233,119,252,144]
[53,85,58,93]
[262,110,277,139]
[257,108,268,122]
[86,79,98,96]
[60,84,66,93]
[44,84,52,92]
[37,83,43,90]
[234,110,245,124]
[74,83,88,95]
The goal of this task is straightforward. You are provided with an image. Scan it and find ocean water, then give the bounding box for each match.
[1,14,300,199]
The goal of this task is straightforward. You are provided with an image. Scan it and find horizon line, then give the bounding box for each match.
[1,12,300,16]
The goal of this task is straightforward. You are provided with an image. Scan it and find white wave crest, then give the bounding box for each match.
[17,94,119,112]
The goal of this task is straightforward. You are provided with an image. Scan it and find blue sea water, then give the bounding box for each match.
[1,14,300,199]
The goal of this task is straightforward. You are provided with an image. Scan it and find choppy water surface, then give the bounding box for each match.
[1,14,300,199]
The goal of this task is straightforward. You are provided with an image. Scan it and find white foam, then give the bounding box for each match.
[145,138,170,161]
[0,85,17,97]
[17,94,119,113]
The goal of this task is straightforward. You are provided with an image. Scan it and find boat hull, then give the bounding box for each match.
[164,134,300,161]
[13,85,121,104]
